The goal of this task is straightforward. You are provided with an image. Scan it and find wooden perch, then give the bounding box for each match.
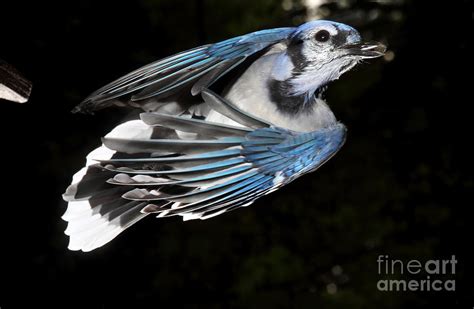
[0,59,32,103]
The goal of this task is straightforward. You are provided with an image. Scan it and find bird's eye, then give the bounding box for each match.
[314,30,330,42]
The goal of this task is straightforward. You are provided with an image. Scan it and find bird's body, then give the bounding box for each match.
[63,20,385,251]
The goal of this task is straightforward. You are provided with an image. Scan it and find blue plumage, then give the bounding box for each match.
[74,27,293,111]
[63,20,384,251]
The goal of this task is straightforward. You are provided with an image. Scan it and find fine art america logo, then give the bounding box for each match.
[377,255,457,292]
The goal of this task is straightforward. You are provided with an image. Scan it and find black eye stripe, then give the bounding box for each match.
[314,30,330,42]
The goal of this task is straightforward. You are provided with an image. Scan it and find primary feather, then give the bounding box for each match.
[73,27,293,113]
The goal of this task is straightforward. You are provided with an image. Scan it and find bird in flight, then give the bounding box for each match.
[63,20,385,252]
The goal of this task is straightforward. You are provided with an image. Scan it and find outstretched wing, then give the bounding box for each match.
[63,90,346,251]
[74,27,294,113]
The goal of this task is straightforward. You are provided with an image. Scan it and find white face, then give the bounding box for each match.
[290,55,360,97]
[286,20,384,97]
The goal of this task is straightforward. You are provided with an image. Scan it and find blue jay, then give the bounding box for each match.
[63,20,385,251]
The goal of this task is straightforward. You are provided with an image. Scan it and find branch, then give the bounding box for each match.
[0,59,32,103]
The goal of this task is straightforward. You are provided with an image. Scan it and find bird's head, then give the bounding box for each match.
[274,20,386,102]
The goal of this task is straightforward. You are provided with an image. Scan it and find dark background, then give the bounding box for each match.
[0,0,472,307]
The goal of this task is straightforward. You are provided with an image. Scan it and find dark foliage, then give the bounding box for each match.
[0,0,471,307]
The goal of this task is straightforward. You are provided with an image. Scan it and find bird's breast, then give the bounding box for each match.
[206,54,337,132]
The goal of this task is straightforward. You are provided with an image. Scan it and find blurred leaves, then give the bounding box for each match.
[0,0,471,308]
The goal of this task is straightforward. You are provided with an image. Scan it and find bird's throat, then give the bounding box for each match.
[268,78,326,115]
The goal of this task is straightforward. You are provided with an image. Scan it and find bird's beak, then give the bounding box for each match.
[341,41,387,59]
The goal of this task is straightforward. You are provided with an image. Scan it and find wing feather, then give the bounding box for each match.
[73,27,294,113]
[63,90,346,252]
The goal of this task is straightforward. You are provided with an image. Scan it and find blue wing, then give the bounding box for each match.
[64,90,346,224]
[75,27,294,113]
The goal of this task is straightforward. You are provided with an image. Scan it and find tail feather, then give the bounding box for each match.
[64,162,150,252]
[66,200,147,252]
[63,120,155,252]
